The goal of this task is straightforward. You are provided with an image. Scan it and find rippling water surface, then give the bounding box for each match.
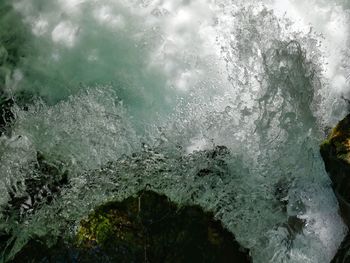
[0,0,350,262]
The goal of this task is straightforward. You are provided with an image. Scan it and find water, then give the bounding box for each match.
[0,0,349,262]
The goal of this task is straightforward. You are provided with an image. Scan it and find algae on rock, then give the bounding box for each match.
[320,114,350,212]
[10,190,251,263]
[320,113,350,263]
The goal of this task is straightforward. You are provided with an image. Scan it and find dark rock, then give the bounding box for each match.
[286,216,305,237]
[320,114,350,262]
[331,232,350,263]
[10,191,251,263]
[320,113,350,225]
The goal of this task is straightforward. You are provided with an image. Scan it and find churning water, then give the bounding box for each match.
[0,0,349,262]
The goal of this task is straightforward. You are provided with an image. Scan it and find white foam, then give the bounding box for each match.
[269,0,350,108]
[93,6,126,29]
[32,17,49,36]
[51,21,79,47]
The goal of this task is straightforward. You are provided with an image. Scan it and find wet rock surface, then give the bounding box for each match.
[9,190,250,263]
[331,232,350,263]
[320,113,350,224]
[320,114,350,262]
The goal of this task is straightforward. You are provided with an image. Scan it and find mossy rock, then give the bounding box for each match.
[10,191,251,263]
[321,114,350,163]
[320,114,350,262]
[320,114,350,207]
[75,190,251,262]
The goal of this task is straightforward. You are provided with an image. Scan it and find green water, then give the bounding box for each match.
[0,0,349,262]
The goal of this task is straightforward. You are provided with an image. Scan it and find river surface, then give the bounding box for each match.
[0,0,350,262]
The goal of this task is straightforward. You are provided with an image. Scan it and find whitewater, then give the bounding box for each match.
[0,0,349,262]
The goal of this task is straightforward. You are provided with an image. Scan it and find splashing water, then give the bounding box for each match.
[0,0,350,262]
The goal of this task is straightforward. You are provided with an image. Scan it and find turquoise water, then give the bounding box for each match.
[0,0,350,262]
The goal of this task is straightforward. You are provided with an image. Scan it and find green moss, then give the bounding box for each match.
[320,114,350,223]
[73,190,251,263]
[77,213,116,245]
[8,191,251,262]
[320,114,350,162]
[76,197,140,247]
